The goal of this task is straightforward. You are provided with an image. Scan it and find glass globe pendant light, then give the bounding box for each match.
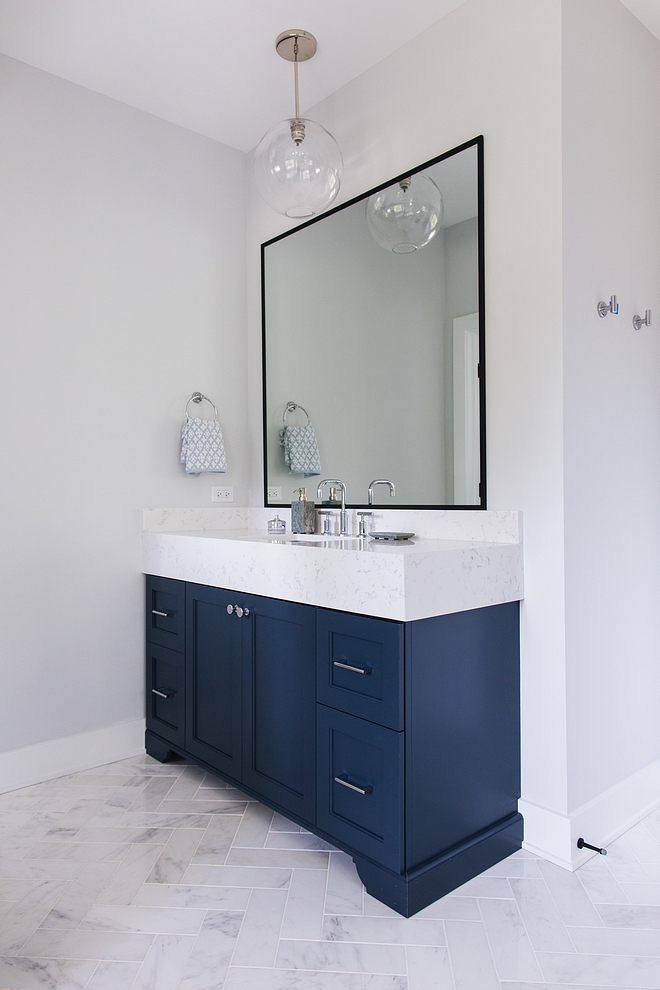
[254,30,343,219]
[366,174,443,253]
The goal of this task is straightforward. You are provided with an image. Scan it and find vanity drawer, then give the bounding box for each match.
[316,610,404,730]
[317,704,404,872]
[146,576,185,652]
[146,642,185,748]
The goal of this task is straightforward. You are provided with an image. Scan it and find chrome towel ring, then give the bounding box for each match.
[282,401,311,427]
[185,391,218,420]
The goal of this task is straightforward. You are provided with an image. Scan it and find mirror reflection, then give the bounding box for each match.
[262,137,484,508]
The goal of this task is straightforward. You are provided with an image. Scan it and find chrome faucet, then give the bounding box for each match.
[317,479,349,535]
[368,479,396,505]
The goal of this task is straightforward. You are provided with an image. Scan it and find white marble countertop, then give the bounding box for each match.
[142,509,524,621]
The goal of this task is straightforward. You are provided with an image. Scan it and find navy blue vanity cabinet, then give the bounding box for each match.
[145,576,522,918]
[185,583,244,781]
[242,595,316,824]
[145,577,185,750]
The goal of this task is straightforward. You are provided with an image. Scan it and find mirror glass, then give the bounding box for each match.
[262,137,484,509]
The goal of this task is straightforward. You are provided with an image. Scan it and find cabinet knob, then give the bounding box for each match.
[226,604,235,615]
[243,608,250,618]
[235,606,244,618]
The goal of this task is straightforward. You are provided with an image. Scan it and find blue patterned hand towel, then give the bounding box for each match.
[181,417,227,476]
[280,425,321,477]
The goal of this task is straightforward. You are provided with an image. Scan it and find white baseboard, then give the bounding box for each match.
[520,755,660,870]
[0,719,146,794]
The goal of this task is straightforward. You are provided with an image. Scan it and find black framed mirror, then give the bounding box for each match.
[262,135,485,509]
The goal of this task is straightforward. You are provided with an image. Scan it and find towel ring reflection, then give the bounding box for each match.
[282,401,311,427]
[185,391,218,420]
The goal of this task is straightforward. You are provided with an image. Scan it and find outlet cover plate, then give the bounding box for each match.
[211,486,234,502]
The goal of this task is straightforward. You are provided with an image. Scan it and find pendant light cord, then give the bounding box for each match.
[294,38,300,120]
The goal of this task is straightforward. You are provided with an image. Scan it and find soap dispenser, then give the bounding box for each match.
[291,488,316,534]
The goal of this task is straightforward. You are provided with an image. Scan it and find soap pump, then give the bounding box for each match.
[291,488,316,534]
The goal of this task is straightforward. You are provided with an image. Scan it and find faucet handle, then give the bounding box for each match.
[356,510,374,537]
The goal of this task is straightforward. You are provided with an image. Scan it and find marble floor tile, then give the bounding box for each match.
[183,863,292,889]
[17,929,155,961]
[0,880,70,954]
[452,875,514,898]
[537,860,605,928]
[405,944,454,990]
[618,822,660,865]
[134,882,251,910]
[39,860,118,929]
[225,847,330,869]
[25,840,129,862]
[323,914,446,946]
[131,933,196,990]
[509,878,575,953]
[265,830,335,851]
[78,904,207,934]
[270,812,303,832]
[276,938,408,974]
[73,825,173,844]
[190,814,242,865]
[596,901,660,929]
[324,851,364,916]
[479,897,544,983]
[444,919,501,990]
[85,960,142,990]
[232,802,275,848]
[94,843,163,905]
[0,857,82,881]
[121,775,176,812]
[147,827,205,884]
[224,969,363,989]
[0,878,38,900]
[619,881,660,905]
[568,924,660,956]
[537,949,660,987]
[0,955,97,990]
[232,887,289,966]
[412,895,482,921]
[178,910,243,990]
[280,868,328,940]
[576,858,630,905]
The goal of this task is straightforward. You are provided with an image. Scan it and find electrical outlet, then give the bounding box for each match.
[267,486,282,501]
[211,486,234,502]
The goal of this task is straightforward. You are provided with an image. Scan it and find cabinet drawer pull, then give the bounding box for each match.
[334,774,372,795]
[151,688,174,699]
[151,609,171,618]
[333,660,372,675]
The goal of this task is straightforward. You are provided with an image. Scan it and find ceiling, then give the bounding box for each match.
[0,1,656,154]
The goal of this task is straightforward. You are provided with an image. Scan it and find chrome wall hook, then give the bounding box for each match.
[633,309,652,331]
[598,295,619,318]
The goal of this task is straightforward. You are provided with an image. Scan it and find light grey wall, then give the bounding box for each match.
[0,55,247,752]
[562,0,660,811]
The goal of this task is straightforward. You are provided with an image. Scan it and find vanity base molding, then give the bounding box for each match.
[354,812,524,917]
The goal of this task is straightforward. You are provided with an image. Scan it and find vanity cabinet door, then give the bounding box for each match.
[185,583,243,782]
[146,642,185,749]
[242,596,316,825]
[317,704,404,872]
